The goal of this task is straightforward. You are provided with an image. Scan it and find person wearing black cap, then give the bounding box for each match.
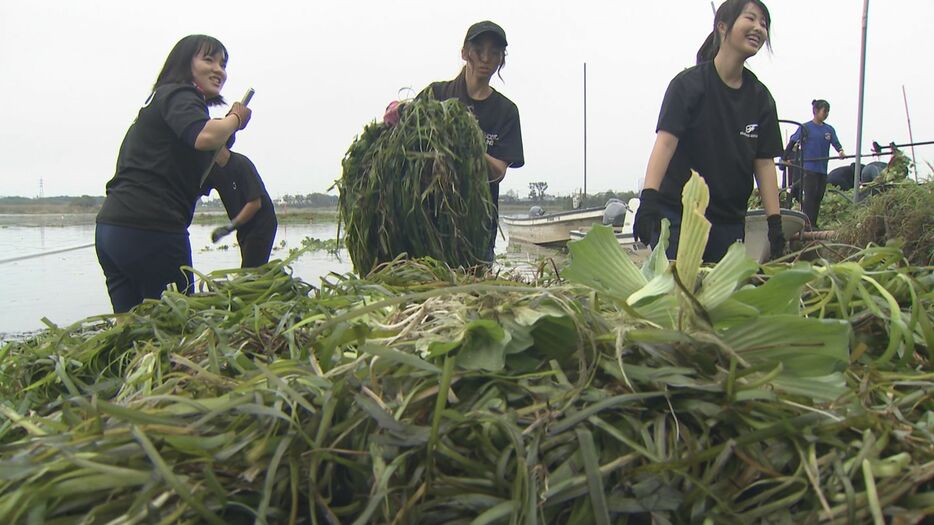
[633,0,785,263]
[384,20,524,263]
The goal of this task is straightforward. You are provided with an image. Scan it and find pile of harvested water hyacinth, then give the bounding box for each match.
[2,175,934,524]
[337,96,494,275]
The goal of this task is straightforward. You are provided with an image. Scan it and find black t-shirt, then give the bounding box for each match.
[656,62,782,223]
[421,78,524,207]
[424,79,525,168]
[203,152,277,236]
[97,84,213,233]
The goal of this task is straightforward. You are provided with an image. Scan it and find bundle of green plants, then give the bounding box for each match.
[337,96,494,275]
[835,181,934,265]
[2,175,933,523]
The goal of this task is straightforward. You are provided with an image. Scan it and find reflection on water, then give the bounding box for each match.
[0,221,567,336]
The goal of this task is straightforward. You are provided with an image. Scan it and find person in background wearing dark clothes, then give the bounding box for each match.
[204,148,278,267]
[789,99,846,229]
[96,35,251,313]
[383,21,524,263]
[634,0,785,263]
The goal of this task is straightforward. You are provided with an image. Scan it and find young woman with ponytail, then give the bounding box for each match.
[383,21,524,263]
[789,99,846,228]
[633,0,785,262]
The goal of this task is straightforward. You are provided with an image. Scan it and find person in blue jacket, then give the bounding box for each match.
[789,99,845,229]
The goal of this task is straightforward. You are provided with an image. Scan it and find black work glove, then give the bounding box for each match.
[211,222,236,243]
[633,189,662,246]
[767,214,785,260]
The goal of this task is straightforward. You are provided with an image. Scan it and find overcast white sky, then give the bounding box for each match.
[2,0,932,199]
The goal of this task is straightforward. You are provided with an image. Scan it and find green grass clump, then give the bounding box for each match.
[337,96,494,275]
[836,181,934,265]
[3,177,933,523]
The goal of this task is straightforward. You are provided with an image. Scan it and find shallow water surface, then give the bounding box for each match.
[0,222,353,335]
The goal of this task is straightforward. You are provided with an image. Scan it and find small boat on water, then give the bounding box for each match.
[502,200,628,246]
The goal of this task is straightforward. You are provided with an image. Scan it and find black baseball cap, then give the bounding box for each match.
[465,21,507,47]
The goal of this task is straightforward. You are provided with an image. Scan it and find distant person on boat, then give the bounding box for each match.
[203,148,278,267]
[383,20,524,263]
[789,99,846,229]
[95,35,251,313]
[634,0,785,262]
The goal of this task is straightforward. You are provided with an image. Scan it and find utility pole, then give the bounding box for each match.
[902,85,919,182]
[853,0,869,202]
[583,62,587,200]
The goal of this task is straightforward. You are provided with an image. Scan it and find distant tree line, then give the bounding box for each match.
[278,193,339,207]
[199,193,340,209]
[0,195,104,208]
[500,187,638,210]
[2,189,640,213]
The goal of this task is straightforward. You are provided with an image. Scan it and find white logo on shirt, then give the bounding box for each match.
[485,133,498,147]
[740,124,759,139]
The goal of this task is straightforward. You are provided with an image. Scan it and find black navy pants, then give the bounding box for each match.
[650,204,745,264]
[95,223,192,313]
[237,223,277,268]
[801,170,827,229]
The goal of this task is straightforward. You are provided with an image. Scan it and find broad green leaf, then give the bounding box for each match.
[424,338,460,357]
[627,271,674,307]
[513,304,567,327]
[454,320,510,371]
[769,373,849,402]
[632,294,677,328]
[697,243,758,310]
[530,314,579,361]
[720,315,850,377]
[719,266,819,320]
[565,225,648,300]
[500,318,535,355]
[708,298,761,328]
